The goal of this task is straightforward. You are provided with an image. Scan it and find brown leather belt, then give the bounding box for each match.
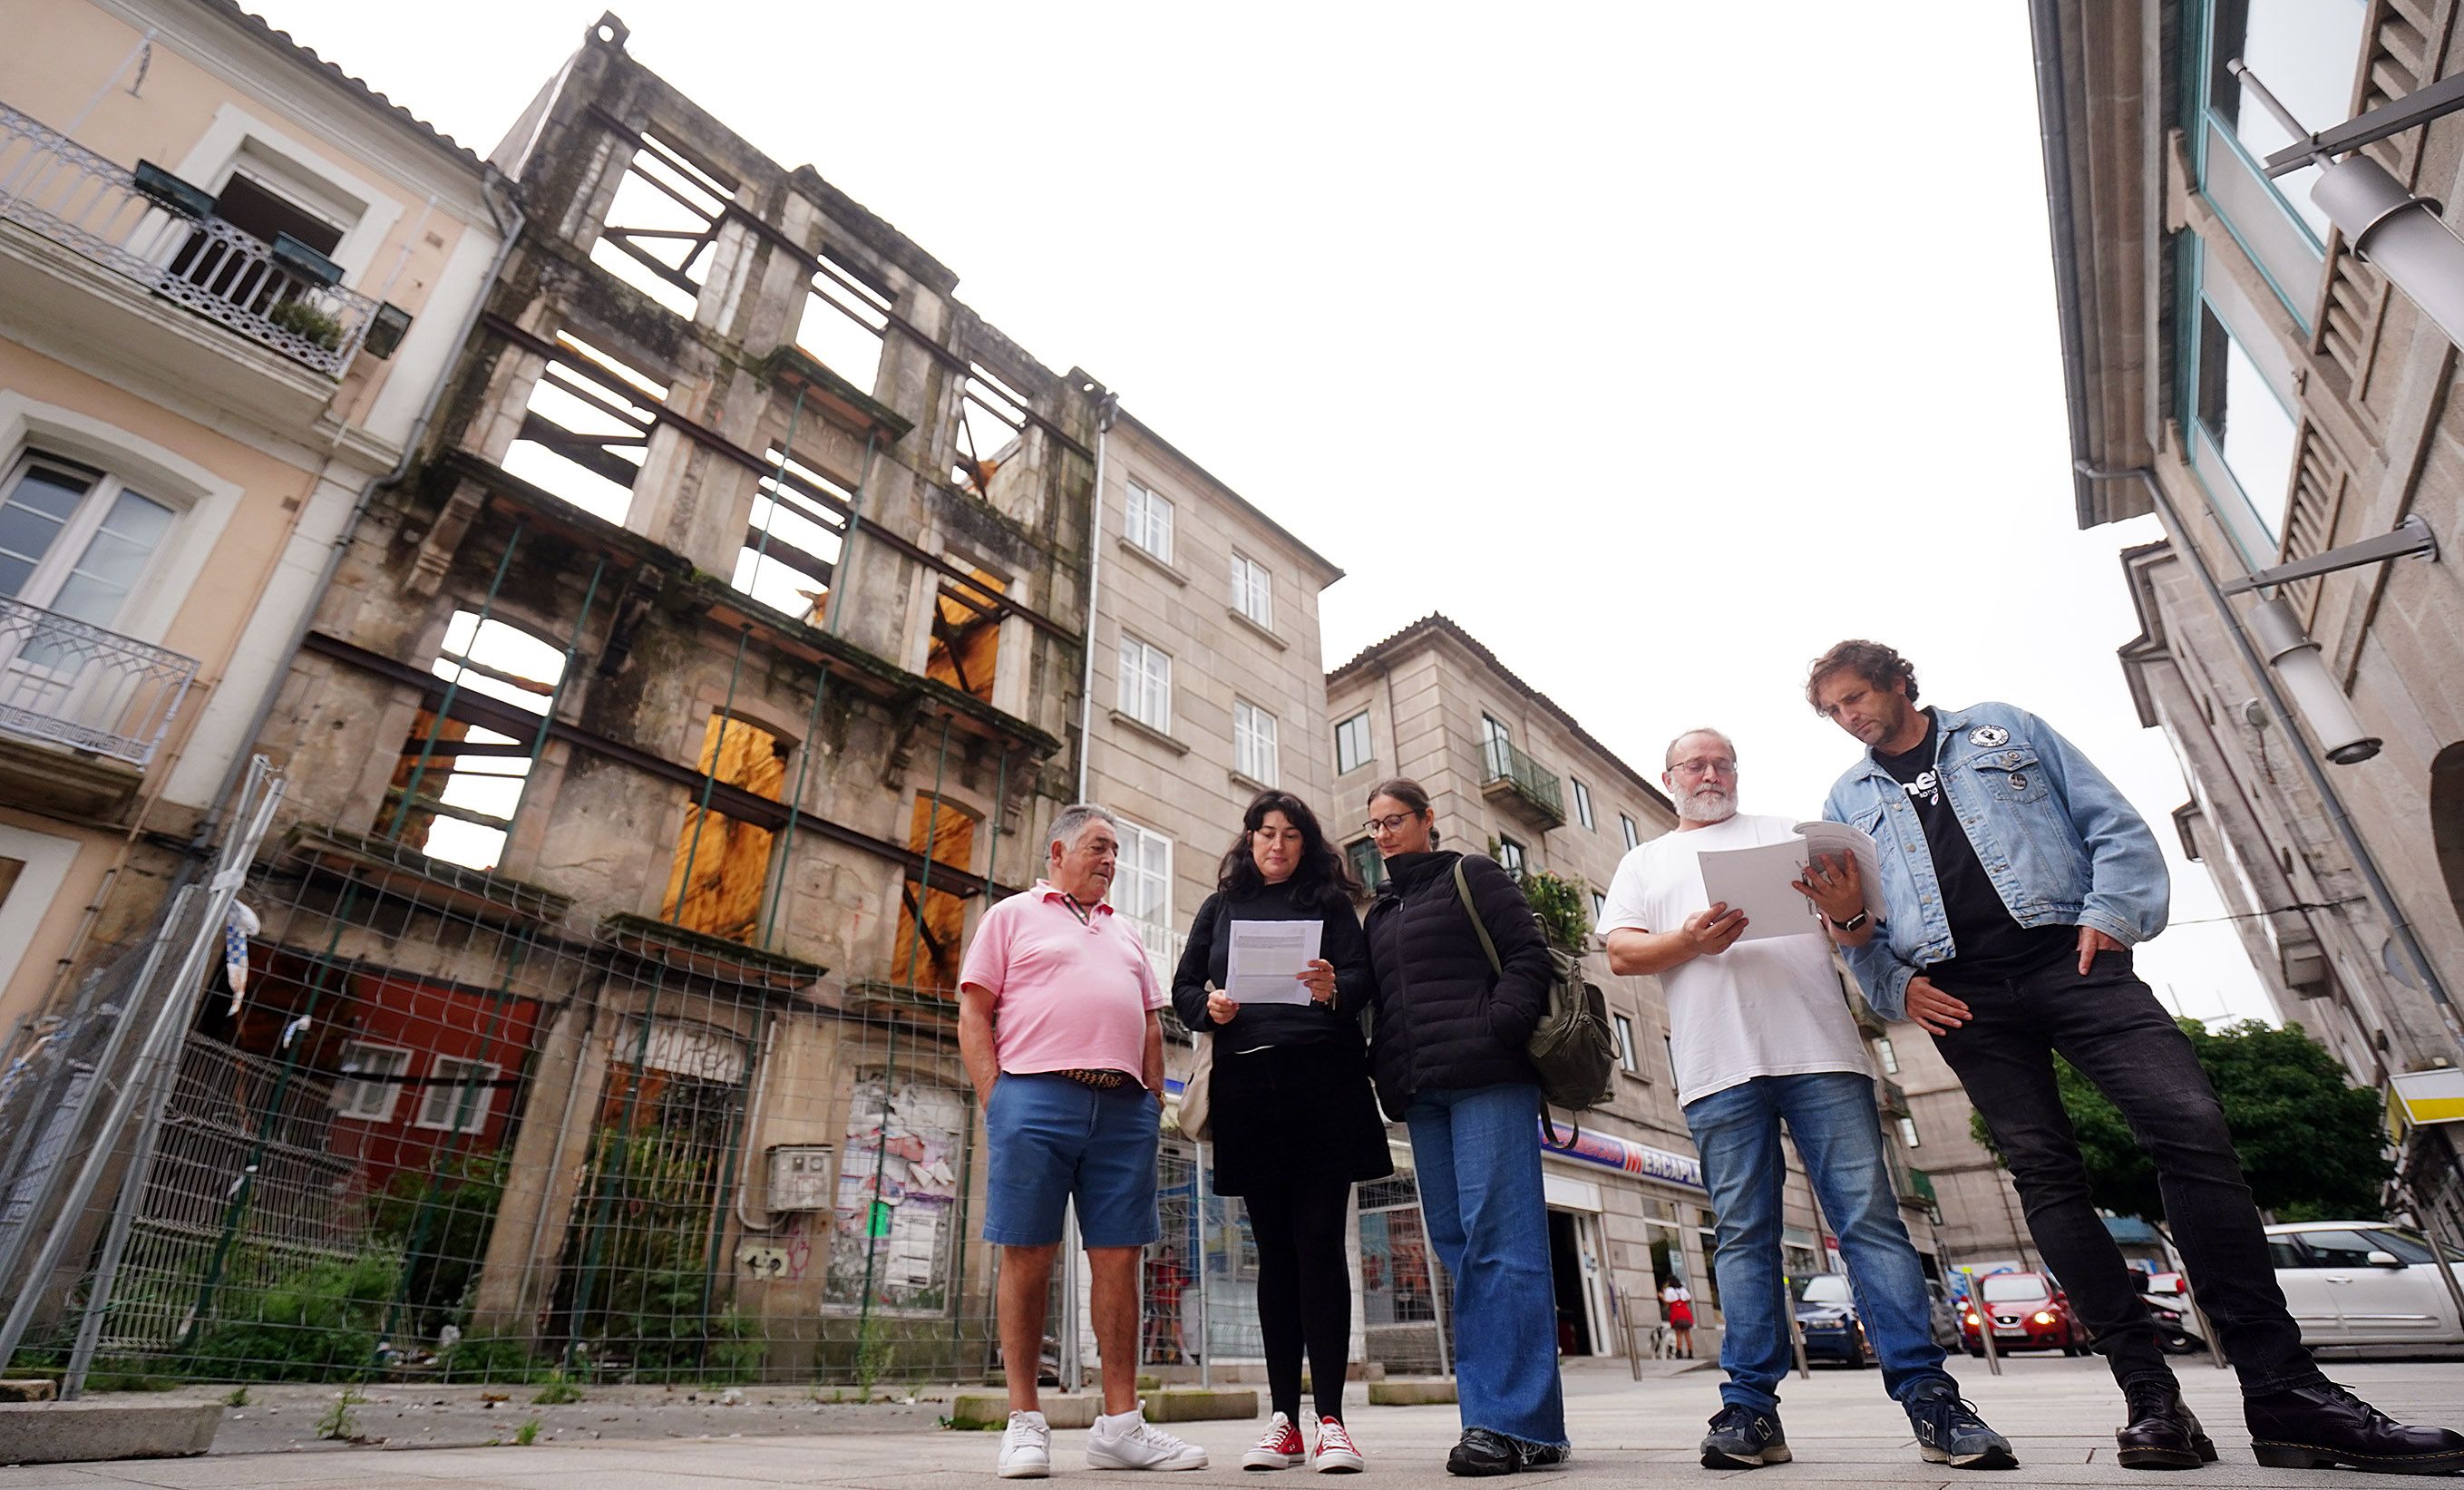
[1054,1067,1131,1089]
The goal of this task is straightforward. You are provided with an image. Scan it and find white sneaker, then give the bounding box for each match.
[998,1410,1051,1478]
[1086,1404,1209,1471]
[1312,1416,1364,1474]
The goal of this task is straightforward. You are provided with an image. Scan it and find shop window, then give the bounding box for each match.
[658,714,788,941]
[828,1072,968,1312]
[891,795,977,994]
[377,609,567,872]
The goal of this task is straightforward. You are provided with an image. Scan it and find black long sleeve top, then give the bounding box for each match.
[1170,883,1372,1049]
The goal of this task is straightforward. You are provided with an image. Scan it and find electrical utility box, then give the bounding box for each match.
[765,1144,836,1212]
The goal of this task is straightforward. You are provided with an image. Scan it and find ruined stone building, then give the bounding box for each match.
[2036,0,2464,1232]
[1326,616,1949,1363]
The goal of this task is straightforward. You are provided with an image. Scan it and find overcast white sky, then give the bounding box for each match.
[248,0,2279,1025]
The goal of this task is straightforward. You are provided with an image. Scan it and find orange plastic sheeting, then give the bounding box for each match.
[659,714,788,942]
[890,793,974,996]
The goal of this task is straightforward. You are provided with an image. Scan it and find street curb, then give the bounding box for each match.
[0,1399,220,1464]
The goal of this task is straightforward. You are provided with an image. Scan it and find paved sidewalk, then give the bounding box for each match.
[8,1357,2462,1488]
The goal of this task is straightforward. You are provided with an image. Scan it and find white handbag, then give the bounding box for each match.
[1178,1029,1215,1141]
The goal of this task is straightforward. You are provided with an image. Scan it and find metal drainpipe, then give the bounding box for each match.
[1073,394,1120,802]
[2075,463,2460,1052]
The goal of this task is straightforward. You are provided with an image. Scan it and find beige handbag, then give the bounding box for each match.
[1178,1027,1215,1141]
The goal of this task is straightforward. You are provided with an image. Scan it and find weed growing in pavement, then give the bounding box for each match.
[316,1387,365,1440]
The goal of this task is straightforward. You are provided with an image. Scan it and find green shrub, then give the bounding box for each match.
[267,298,344,350]
[184,1250,403,1382]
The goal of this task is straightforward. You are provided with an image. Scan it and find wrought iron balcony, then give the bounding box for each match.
[0,596,198,767]
[1877,1076,1912,1115]
[0,101,382,376]
[1479,735,1566,829]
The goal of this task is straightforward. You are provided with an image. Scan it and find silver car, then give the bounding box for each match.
[2264,1222,2464,1350]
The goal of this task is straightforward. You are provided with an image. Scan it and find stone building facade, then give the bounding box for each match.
[1325,615,1948,1360]
[2036,0,2464,1232]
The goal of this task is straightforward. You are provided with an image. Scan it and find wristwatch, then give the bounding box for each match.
[1828,911,1871,932]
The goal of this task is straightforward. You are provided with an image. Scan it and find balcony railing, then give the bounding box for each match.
[1480,735,1565,825]
[0,597,199,767]
[0,101,381,376]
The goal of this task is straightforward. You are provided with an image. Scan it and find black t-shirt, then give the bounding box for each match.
[1876,711,2073,988]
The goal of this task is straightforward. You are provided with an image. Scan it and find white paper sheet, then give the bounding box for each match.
[1691,822,1888,943]
[1225,919,1323,1005]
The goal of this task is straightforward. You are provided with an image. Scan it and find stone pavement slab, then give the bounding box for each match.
[6,1358,2459,1489]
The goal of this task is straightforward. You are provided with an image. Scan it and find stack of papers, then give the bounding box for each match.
[1693,822,1887,943]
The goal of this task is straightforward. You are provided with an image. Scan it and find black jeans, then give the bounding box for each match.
[1242,1173,1356,1423]
[1932,950,2323,1397]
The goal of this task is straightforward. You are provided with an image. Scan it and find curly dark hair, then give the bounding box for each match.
[1806,639,1919,711]
[1216,790,1363,909]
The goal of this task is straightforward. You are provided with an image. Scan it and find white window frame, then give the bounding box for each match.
[1117,631,1172,732]
[170,103,401,287]
[1495,835,1526,878]
[1112,816,1174,979]
[1620,813,1641,852]
[1875,1037,1900,1076]
[1124,480,1174,562]
[333,1041,413,1123]
[1334,710,1372,774]
[1572,778,1595,832]
[414,1057,499,1134]
[1613,1014,1639,1074]
[1896,1115,1923,1150]
[1229,551,1272,629]
[0,453,183,633]
[1233,698,1279,786]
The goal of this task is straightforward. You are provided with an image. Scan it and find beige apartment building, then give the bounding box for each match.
[1326,615,1949,1360]
[2036,0,2464,1232]
[0,0,505,1035]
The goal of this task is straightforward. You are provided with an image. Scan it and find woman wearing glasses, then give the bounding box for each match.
[1359,778,1567,1478]
[1172,790,1389,1474]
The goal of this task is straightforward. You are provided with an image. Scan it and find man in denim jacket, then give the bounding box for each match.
[1811,639,2461,1478]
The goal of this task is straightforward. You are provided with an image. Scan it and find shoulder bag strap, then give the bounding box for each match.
[1451,860,1503,977]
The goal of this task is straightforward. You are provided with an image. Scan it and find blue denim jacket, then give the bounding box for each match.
[1819,701,2168,1019]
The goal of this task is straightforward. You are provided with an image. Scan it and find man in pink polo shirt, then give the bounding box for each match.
[959,803,1203,1479]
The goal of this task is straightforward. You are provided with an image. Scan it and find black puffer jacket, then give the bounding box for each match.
[1363,850,1553,1118]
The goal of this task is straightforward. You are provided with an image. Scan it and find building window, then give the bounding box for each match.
[0,452,177,628]
[1347,836,1384,891]
[1479,713,1511,779]
[1591,890,1607,926]
[332,1042,411,1122]
[1572,778,1595,832]
[1620,813,1641,852]
[1124,480,1173,562]
[414,1057,498,1134]
[1229,552,1272,629]
[1113,817,1174,974]
[376,609,571,873]
[2193,300,2299,548]
[1495,836,1525,879]
[1334,710,1373,775]
[658,714,789,944]
[1613,1014,1639,1075]
[2202,0,2369,244]
[1875,1036,1901,1076]
[1896,1115,1923,1151]
[1117,632,1172,732]
[1233,698,1279,786]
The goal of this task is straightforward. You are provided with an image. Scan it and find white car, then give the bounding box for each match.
[2264,1222,2464,1350]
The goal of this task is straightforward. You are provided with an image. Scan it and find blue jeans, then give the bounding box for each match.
[1683,1072,1951,1415]
[1405,1083,1567,1448]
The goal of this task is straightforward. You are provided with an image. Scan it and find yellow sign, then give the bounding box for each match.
[2387,1068,2464,1142]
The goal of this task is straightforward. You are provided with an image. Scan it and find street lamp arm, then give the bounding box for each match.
[2258,66,2464,179]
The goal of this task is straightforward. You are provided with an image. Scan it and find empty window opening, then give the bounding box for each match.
[953,365,1029,500]
[377,609,567,871]
[659,714,787,942]
[796,260,891,398]
[891,795,977,995]
[587,129,734,319]
[732,443,852,622]
[923,567,1006,704]
[501,332,669,525]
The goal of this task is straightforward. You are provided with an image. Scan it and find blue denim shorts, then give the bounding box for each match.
[981,1072,1161,1248]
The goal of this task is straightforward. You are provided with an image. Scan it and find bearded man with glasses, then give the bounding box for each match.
[1597,729,2013,1473]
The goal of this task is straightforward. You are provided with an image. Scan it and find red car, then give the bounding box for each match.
[1961,1271,2092,1356]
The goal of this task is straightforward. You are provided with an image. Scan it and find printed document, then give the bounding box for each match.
[1691,821,1888,943]
[1225,919,1322,1005]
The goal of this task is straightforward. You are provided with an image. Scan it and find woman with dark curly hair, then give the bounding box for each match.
[1172,790,1390,1474]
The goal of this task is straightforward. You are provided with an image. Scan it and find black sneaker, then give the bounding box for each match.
[1700,1404,1790,1469]
[2245,1380,2464,1475]
[1905,1378,2018,1470]
[1512,1437,1569,1470]
[1446,1427,1521,1477]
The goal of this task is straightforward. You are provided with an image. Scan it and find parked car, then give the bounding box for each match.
[2265,1222,2464,1350]
[1960,1270,2091,1356]
[1926,1280,1964,1349]
[2144,1291,2206,1354]
[1793,1273,1875,1368]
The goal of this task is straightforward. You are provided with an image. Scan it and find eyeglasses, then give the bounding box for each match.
[1669,758,1738,779]
[1363,812,1421,834]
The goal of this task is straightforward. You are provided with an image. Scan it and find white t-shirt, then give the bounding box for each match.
[1597,812,1872,1107]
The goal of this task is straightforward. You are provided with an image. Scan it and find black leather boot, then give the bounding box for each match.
[2245,1381,2464,1475]
[1446,1427,1522,1477]
[2115,1381,2216,1471]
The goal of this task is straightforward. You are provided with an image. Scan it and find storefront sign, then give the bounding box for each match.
[1539,1119,1706,1192]
[2388,1067,2464,1140]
